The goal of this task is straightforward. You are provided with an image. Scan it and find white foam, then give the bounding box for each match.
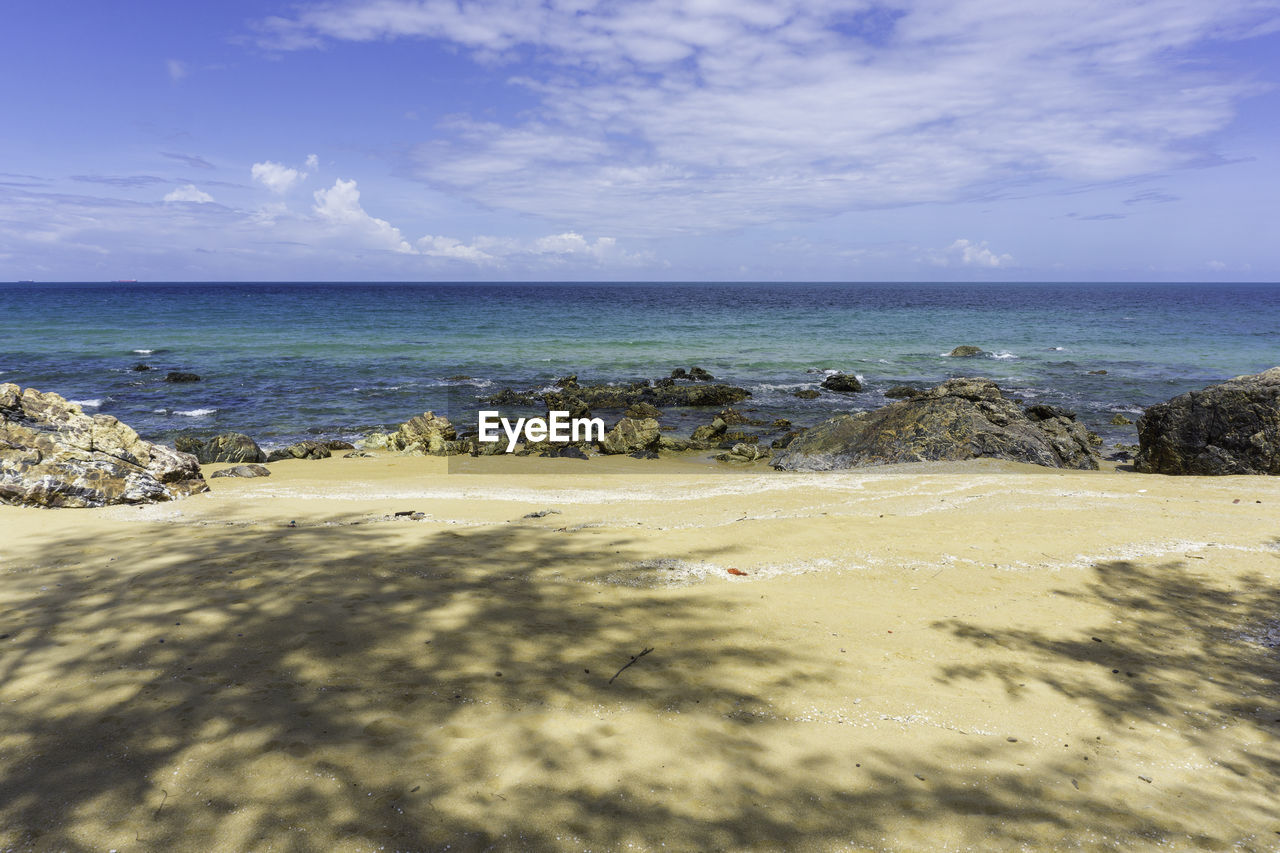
[990,351,1018,360]
[70,398,102,408]
[132,349,154,354]
[174,408,216,417]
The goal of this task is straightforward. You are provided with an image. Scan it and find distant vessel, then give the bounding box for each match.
[114,279,138,283]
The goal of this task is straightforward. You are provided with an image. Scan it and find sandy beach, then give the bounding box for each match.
[2,456,1278,851]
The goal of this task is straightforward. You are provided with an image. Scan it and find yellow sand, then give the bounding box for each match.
[1,455,1278,851]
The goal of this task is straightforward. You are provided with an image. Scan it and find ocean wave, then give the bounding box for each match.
[752,382,812,392]
[1050,346,1066,351]
[990,351,1018,360]
[174,408,216,417]
[132,349,154,354]
[70,398,102,408]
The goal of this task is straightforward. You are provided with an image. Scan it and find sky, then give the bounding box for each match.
[2,0,1279,282]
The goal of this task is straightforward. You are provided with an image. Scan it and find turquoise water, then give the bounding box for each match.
[2,282,1277,448]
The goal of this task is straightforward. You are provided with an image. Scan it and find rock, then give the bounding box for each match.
[794,389,820,400]
[362,432,391,449]
[445,374,472,381]
[1110,413,1133,426]
[669,368,688,379]
[553,374,579,388]
[625,402,663,419]
[884,386,923,399]
[947,346,983,358]
[598,417,661,455]
[174,435,204,455]
[164,371,201,382]
[716,443,770,463]
[821,373,863,393]
[0,383,208,508]
[210,464,271,479]
[324,440,355,451]
[131,363,152,372]
[265,440,332,462]
[486,380,748,410]
[543,391,591,420]
[690,416,727,443]
[1134,367,1280,475]
[1088,370,1108,375]
[190,432,265,464]
[772,418,792,430]
[628,449,659,459]
[772,378,1099,471]
[344,450,376,458]
[390,412,462,456]
[658,436,694,452]
[688,367,714,381]
[771,430,805,449]
[557,445,591,460]
[717,408,750,425]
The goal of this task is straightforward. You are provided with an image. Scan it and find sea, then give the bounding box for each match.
[2,282,1277,450]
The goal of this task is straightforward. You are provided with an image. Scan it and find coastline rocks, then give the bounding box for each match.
[821,373,863,393]
[598,417,661,455]
[131,364,151,372]
[884,386,923,399]
[716,443,770,463]
[772,378,1099,472]
[164,371,201,383]
[387,412,466,456]
[179,432,266,464]
[486,379,749,411]
[624,402,663,419]
[0,383,207,508]
[690,416,728,443]
[266,440,332,462]
[947,346,983,358]
[793,389,820,400]
[210,464,271,479]
[1134,367,1280,475]
[1110,413,1133,426]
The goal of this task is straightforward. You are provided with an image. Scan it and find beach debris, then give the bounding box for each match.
[522,509,561,518]
[608,647,654,684]
[393,510,417,517]
[1138,775,1153,784]
[727,568,748,576]
[288,520,296,528]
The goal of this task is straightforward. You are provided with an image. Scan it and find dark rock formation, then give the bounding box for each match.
[324,440,356,451]
[1110,413,1133,426]
[947,346,983,358]
[486,380,749,410]
[716,443,769,463]
[181,432,265,464]
[793,389,820,400]
[0,383,207,508]
[164,371,201,383]
[1134,367,1280,475]
[772,378,1099,471]
[821,373,863,393]
[131,363,152,372]
[210,464,271,479]
[884,386,923,399]
[265,440,332,462]
[625,402,663,419]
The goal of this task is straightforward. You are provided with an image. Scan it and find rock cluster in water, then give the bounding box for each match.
[1135,367,1280,475]
[772,378,1100,471]
[0,383,207,508]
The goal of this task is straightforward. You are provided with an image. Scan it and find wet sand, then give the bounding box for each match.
[2,455,1278,851]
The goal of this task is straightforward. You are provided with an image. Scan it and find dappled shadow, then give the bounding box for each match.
[4,519,1280,850]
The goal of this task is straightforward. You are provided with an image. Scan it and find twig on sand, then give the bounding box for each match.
[154,789,168,819]
[609,647,654,684]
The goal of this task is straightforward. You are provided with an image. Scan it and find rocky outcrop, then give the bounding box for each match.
[1134,367,1280,475]
[884,386,923,399]
[625,402,663,419]
[793,389,820,400]
[772,378,1099,472]
[0,383,207,508]
[178,432,266,464]
[598,417,661,455]
[164,371,201,382]
[266,440,332,462]
[368,412,468,456]
[947,346,982,358]
[485,379,749,411]
[210,464,271,479]
[716,443,770,463]
[821,373,863,393]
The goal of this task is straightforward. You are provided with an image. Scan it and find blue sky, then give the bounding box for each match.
[2,0,1279,281]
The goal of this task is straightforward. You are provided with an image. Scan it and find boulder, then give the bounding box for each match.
[625,401,663,419]
[598,417,661,455]
[821,373,863,393]
[324,440,356,451]
[884,386,922,399]
[716,443,770,463]
[265,440,331,462]
[210,464,271,479]
[0,383,207,508]
[188,432,265,464]
[793,389,820,400]
[772,378,1099,472]
[690,416,728,443]
[1109,413,1133,426]
[947,346,983,358]
[131,363,152,372]
[164,371,201,382]
[486,381,748,410]
[390,412,462,456]
[688,367,715,381]
[1134,367,1280,475]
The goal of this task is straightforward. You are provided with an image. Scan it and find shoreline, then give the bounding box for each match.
[3,457,1279,849]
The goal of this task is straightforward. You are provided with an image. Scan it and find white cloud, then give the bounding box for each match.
[166,59,187,82]
[163,184,215,204]
[305,153,319,170]
[251,160,304,193]
[417,230,645,266]
[257,0,1280,235]
[312,178,415,253]
[942,239,1014,268]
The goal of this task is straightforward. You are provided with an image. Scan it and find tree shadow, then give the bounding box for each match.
[3,523,1279,850]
